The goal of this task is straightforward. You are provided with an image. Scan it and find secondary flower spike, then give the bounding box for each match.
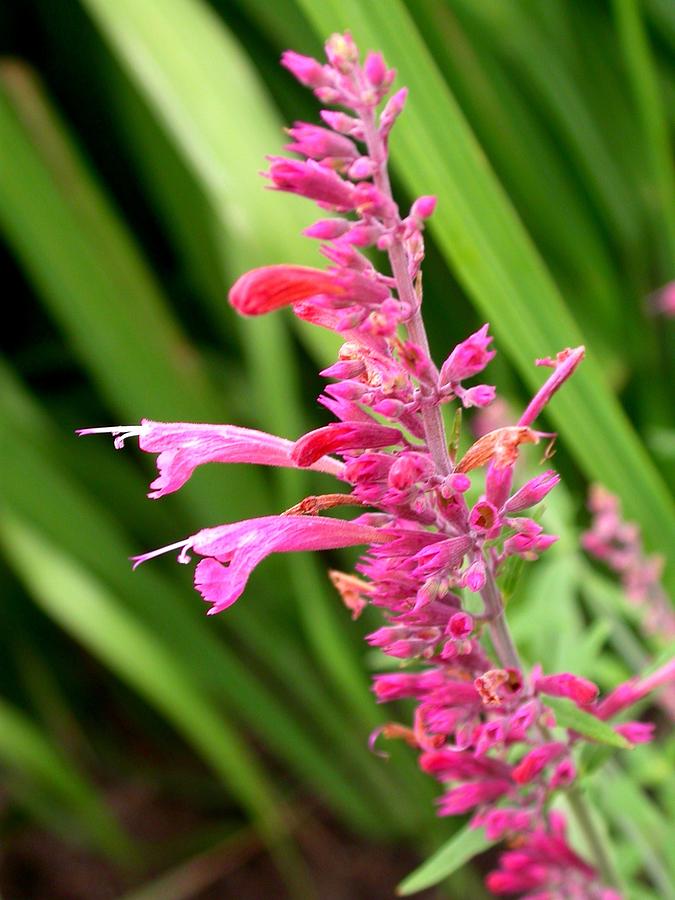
[81,33,673,900]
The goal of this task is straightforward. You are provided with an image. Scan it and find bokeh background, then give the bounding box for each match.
[0,1,673,898]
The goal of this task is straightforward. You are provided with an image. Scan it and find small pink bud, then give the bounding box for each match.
[550,758,576,788]
[325,32,358,73]
[347,156,376,179]
[380,87,408,135]
[463,559,486,592]
[320,110,364,138]
[504,471,560,513]
[303,218,351,240]
[511,742,566,784]
[457,384,496,408]
[411,195,437,219]
[364,51,387,86]
[281,51,331,88]
[439,324,496,386]
[448,611,473,638]
[614,721,654,744]
[440,473,471,496]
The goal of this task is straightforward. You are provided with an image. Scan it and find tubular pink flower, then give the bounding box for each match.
[228,264,345,316]
[79,420,344,498]
[134,515,391,615]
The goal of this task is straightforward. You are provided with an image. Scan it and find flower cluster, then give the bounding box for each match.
[80,34,674,898]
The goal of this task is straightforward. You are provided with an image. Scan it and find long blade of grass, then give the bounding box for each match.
[611,0,675,273]
[0,697,132,862]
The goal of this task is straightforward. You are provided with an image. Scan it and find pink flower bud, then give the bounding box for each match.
[437,779,511,816]
[411,195,437,219]
[303,218,351,240]
[266,157,357,211]
[347,156,376,179]
[364,51,387,86]
[535,672,599,706]
[320,110,365,138]
[292,421,403,467]
[614,721,655,744]
[463,559,486,592]
[504,471,560,513]
[440,473,471,496]
[325,32,358,73]
[457,384,496,408]
[448,611,473,638]
[281,51,331,88]
[512,742,566,784]
[380,87,408,135]
[439,324,496,386]
[550,758,576,788]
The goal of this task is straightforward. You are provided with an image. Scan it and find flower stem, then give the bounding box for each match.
[361,108,451,476]
[566,783,622,890]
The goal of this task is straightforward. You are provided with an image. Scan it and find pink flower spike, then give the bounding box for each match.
[518,346,585,427]
[189,515,391,613]
[229,264,344,316]
[535,672,599,706]
[439,324,495,387]
[292,421,403,467]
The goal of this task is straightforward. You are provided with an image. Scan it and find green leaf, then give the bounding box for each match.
[0,697,132,862]
[545,696,632,749]
[397,823,495,895]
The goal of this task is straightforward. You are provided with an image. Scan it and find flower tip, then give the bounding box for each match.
[229,264,342,316]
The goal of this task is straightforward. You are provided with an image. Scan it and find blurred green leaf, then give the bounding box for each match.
[545,697,632,749]
[397,823,495,895]
[0,697,132,862]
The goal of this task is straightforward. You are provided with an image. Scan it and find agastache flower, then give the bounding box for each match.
[80,33,674,900]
